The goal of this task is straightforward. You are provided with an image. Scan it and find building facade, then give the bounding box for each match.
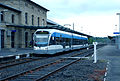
[0,0,49,49]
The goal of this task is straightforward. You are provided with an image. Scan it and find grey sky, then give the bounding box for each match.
[32,0,120,37]
[32,0,120,17]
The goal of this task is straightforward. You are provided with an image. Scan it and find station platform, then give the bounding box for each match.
[0,48,34,57]
[97,45,120,81]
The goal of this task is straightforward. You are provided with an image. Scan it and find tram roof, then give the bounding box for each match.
[6,25,92,37]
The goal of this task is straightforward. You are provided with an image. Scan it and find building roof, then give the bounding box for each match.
[0,3,21,13]
[6,25,92,37]
[0,0,49,12]
[47,19,60,25]
[28,0,49,11]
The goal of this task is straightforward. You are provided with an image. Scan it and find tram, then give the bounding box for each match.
[33,29,88,54]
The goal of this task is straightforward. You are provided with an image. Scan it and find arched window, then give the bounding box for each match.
[25,13,28,24]
[32,15,34,25]
[1,11,4,22]
[38,17,40,26]
[12,14,15,23]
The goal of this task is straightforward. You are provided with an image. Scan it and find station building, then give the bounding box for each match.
[0,0,49,49]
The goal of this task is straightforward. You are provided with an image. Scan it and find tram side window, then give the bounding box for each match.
[79,40,83,45]
[84,40,88,44]
[62,38,66,43]
[82,40,85,44]
[74,39,78,45]
[50,36,63,45]
[60,36,63,44]
[56,37,60,45]
[79,40,81,45]
[75,39,79,45]
[49,36,56,45]
[73,38,76,45]
[65,38,69,46]
[63,38,66,45]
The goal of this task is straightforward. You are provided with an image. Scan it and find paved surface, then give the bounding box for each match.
[0,48,34,57]
[97,45,120,81]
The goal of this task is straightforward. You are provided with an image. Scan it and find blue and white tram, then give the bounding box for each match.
[33,29,88,54]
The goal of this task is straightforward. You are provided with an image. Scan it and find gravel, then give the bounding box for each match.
[0,57,60,80]
[0,46,105,81]
[0,48,90,80]
[44,60,107,81]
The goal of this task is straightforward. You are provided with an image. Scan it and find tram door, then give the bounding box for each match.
[1,30,4,48]
[11,32,15,48]
[25,32,28,47]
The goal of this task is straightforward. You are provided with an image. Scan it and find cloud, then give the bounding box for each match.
[33,0,120,15]
[33,0,120,19]
[53,14,118,37]
[32,0,120,37]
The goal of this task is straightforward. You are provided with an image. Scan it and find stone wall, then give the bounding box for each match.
[0,0,48,48]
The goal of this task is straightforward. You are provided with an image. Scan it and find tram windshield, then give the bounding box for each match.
[35,35,49,43]
[34,31,49,46]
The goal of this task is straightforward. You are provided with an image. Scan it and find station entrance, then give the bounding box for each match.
[1,30,4,48]
[11,31,15,48]
[25,32,28,47]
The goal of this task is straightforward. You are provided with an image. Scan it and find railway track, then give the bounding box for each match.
[0,44,107,81]
[0,57,44,70]
[1,57,89,81]
[0,48,94,81]
[0,46,93,70]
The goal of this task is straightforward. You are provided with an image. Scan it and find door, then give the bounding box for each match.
[1,30,4,48]
[11,32,15,48]
[25,32,28,47]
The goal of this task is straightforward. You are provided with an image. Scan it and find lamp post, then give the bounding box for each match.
[116,13,120,32]
[116,13,120,49]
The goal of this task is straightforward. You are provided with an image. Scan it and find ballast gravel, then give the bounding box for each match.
[44,60,107,81]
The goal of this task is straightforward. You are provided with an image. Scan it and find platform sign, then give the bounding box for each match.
[11,30,16,32]
[113,32,120,34]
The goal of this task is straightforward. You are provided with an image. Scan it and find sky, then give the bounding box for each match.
[31,0,120,37]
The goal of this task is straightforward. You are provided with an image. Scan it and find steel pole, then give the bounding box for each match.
[72,23,74,49]
[93,42,97,63]
[119,15,120,32]
[116,13,120,49]
[119,15,120,49]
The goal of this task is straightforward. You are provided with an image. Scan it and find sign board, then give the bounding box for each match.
[11,30,16,32]
[113,32,120,34]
